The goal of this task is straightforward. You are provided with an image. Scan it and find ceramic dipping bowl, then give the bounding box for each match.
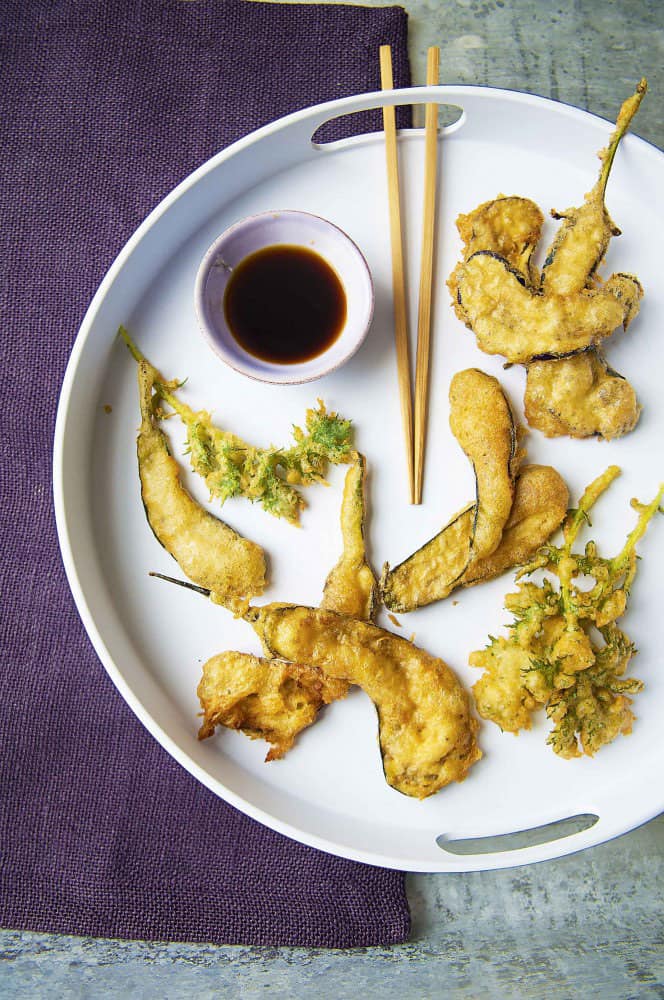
[194,209,374,384]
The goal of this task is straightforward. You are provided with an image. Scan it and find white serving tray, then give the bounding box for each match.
[54,86,664,871]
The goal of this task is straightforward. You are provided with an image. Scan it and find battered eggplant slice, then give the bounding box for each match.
[136,362,266,606]
[246,604,481,799]
[381,465,568,612]
[449,368,521,560]
[381,369,525,611]
[120,327,353,524]
[525,350,641,440]
[459,195,544,278]
[197,652,347,760]
[321,453,378,620]
[449,195,544,317]
[541,80,647,296]
[197,455,376,759]
[381,502,474,612]
[461,464,569,587]
[456,252,642,363]
[522,83,647,436]
[451,83,647,368]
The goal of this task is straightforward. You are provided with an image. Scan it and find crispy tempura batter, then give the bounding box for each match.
[449,369,521,560]
[136,363,266,606]
[321,454,378,620]
[381,372,561,613]
[382,465,568,612]
[456,253,642,363]
[382,502,474,612]
[121,327,354,524]
[448,83,646,433]
[197,652,347,759]
[541,80,647,295]
[525,350,641,440]
[246,603,481,799]
[462,465,569,587]
[195,453,379,760]
[471,469,663,758]
[449,195,544,308]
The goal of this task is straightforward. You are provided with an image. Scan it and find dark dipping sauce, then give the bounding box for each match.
[223,244,347,364]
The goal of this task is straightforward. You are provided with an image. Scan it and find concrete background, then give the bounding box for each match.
[3,1,662,996]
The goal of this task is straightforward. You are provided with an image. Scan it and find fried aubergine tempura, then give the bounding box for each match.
[540,82,647,297]
[523,81,647,439]
[197,451,378,756]
[524,351,641,441]
[461,464,569,588]
[471,467,663,758]
[382,465,568,613]
[382,369,563,613]
[448,369,522,561]
[246,603,481,799]
[449,81,646,437]
[455,256,640,363]
[448,195,545,295]
[321,453,378,620]
[197,652,347,759]
[121,327,353,524]
[136,362,266,607]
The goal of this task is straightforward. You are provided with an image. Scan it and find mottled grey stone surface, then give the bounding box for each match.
[3,0,663,996]
[406,0,663,144]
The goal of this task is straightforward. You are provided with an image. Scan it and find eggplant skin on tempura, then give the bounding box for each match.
[246,603,481,800]
[197,652,347,760]
[382,368,568,613]
[136,362,266,606]
[524,351,641,441]
[448,80,647,440]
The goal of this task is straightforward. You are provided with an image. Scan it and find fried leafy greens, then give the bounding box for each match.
[120,326,353,523]
[471,467,663,758]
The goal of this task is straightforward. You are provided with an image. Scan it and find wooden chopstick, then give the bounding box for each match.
[413,46,440,505]
[380,44,415,503]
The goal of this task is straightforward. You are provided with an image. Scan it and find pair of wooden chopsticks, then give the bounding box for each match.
[380,45,440,505]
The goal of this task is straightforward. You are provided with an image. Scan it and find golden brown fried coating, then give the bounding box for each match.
[197,652,347,760]
[449,368,521,560]
[247,603,481,799]
[470,638,540,733]
[541,80,647,296]
[525,350,641,440]
[455,253,642,363]
[451,83,647,372]
[471,471,663,759]
[462,464,569,587]
[136,363,266,606]
[321,454,378,620]
[381,465,567,612]
[449,195,544,313]
[381,502,474,612]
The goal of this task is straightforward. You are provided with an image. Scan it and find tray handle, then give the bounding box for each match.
[297,87,467,147]
[436,813,602,868]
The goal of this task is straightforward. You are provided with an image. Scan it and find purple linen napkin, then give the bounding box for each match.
[0,0,411,947]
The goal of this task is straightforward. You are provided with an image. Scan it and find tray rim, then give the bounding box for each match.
[53,85,664,872]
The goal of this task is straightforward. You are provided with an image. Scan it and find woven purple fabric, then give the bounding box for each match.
[0,0,411,947]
